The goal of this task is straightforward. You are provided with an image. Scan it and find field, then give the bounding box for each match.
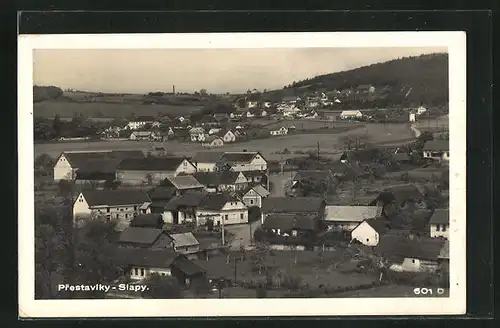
[34,123,416,161]
[34,101,203,119]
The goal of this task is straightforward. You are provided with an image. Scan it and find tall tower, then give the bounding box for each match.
[172,85,176,94]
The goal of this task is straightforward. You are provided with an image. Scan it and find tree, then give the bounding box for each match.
[200,89,208,96]
[34,118,55,140]
[34,153,55,177]
[141,274,182,299]
[52,114,64,138]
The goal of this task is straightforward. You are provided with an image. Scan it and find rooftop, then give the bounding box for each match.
[130,213,164,229]
[117,157,188,171]
[62,150,144,168]
[169,232,199,247]
[374,234,446,261]
[262,214,317,231]
[191,152,225,163]
[112,247,179,268]
[262,197,325,214]
[198,193,238,211]
[422,140,449,151]
[81,189,151,207]
[117,227,165,245]
[325,205,379,222]
[429,209,449,225]
[164,175,205,190]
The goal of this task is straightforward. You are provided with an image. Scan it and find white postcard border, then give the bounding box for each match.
[18,31,467,317]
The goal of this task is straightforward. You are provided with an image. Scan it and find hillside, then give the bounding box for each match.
[272,53,449,108]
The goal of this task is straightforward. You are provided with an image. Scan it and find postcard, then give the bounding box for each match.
[19,31,466,317]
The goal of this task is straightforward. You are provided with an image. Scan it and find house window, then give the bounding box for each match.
[161,273,165,276]
[436,224,441,232]
[79,198,83,203]
[120,208,124,212]
[412,259,416,263]
[116,214,119,219]
[250,199,254,205]
[185,247,189,251]
[125,214,128,219]
[134,206,138,211]
[240,213,244,220]
[134,268,139,275]
[107,208,110,213]
[140,268,145,276]
[366,238,369,242]
[442,225,447,232]
[225,215,229,221]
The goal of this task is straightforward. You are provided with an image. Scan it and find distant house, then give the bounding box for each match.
[422,140,449,162]
[217,151,268,172]
[409,111,417,122]
[263,101,272,108]
[162,175,206,195]
[246,111,256,118]
[169,232,200,254]
[130,213,165,229]
[417,106,427,115]
[194,171,249,192]
[270,126,289,136]
[116,227,173,249]
[324,206,380,232]
[53,150,144,181]
[319,109,342,121]
[191,152,225,172]
[340,110,363,120]
[374,234,446,273]
[262,214,319,239]
[74,159,118,185]
[202,136,224,148]
[153,191,209,225]
[112,247,179,280]
[261,110,268,117]
[196,193,248,227]
[282,96,298,105]
[241,184,270,208]
[189,127,206,142]
[429,209,449,239]
[242,170,267,185]
[261,197,326,224]
[246,100,258,108]
[127,116,155,130]
[208,128,221,135]
[116,157,197,185]
[73,190,152,230]
[129,131,159,141]
[350,218,391,246]
[220,130,236,143]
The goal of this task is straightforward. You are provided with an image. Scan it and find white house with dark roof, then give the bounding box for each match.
[340,110,363,120]
[241,184,270,208]
[126,116,155,130]
[219,130,236,143]
[202,136,224,148]
[168,232,200,254]
[191,152,225,172]
[155,191,209,225]
[325,205,380,232]
[116,157,197,185]
[422,140,449,162]
[196,193,248,226]
[429,209,449,239]
[350,219,391,246]
[116,227,173,249]
[73,189,152,230]
[194,170,249,192]
[53,150,144,181]
[162,175,206,195]
[113,248,179,280]
[218,151,268,172]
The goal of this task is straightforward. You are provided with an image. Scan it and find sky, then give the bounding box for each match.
[33,47,447,94]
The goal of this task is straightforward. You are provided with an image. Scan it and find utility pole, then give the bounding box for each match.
[317,141,320,160]
[221,215,225,246]
[266,168,270,191]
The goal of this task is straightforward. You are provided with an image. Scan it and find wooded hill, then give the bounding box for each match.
[279,53,449,107]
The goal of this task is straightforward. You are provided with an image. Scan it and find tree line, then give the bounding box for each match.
[33,85,64,103]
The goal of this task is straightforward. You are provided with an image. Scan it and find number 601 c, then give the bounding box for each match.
[413,287,445,295]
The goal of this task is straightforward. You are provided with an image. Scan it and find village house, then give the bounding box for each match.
[270,126,289,136]
[208,128,221,135]
[241,184,270,208]
[116,157,197,186]
[113,247,179,280]
[242,170,267,185]
[169,232,200,254]
[129,131,159,141]
[422,140,450,162]
[319,109,342,121]
[189,127,206,142]
[116,227,173,249]
[191,152,225,172]
[196,193,249,227]
[324,205,380,232]
[263,101,272,108]
[202,136,224,148]
[374,234,446,273]
[147,186,177,204]
[130,213,165,229]
[53,150,145,181]
[218,130,236,143]
[416,105,427,115]
[246,111,256,118]
[409,110,417,122]
[217,151,268,172]
[246,100,258,108]
[151,191,208,225]
[340,110,363,120]
[350,218,391,246]
[194,170,249,193]
[200,115,219,127]
[281,106,300,117]
[261,214,320,240]
[126,116,155,130]
[261,197,326,225]
[261,109,268,117]
[162,175,206,195]
[73,159,118,186]
[429,208,449,239]
[73,189,152,230]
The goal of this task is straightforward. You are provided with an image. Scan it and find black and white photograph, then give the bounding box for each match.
[19,32,466,317]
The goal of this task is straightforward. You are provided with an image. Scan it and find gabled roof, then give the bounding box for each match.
[112,247,178,268]
[341,110,362,115]
[164,175,205,190]
[198,193,239,211]
[423,140,449,151]
[429,209,449,225]
[131,131,153,137]
[262,197,325,214]
[245,184,270,197]
[147,186,176,201]
[171,256,205,276]
[192,152,225,163]
[325,206,379,222]
[169,232,199,247]
[130,213,164,228]
[357,218,391,234]
[241,170,266,178]
[117,157,189,171]
[203,135,223,143]
[262,214,317,231]
[81,190,151,207]
[193,171,244,186]
[164,191,209,210]
[61,150,144,168]
[374,235,446,261]
[75,159,121,175]
[117,227,165,245]
[220,151,263,164]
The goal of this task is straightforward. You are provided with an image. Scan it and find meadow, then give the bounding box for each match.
[33,101,203,119]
